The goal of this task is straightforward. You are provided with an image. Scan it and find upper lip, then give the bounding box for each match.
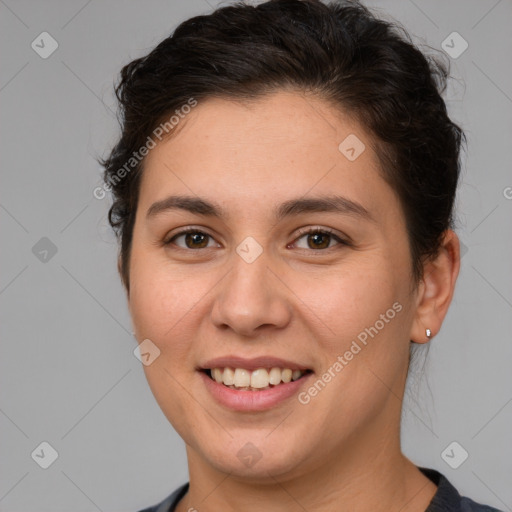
[199,356,312,372]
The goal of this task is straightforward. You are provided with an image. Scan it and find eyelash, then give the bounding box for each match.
[163,226,350,251]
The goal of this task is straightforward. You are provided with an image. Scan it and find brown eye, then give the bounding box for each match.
[291,228,348,251]
[306,232,331,249]
[166,229,216,249]
[184,232,209,249]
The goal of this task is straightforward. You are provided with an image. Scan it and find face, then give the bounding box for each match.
[128,91,419,481]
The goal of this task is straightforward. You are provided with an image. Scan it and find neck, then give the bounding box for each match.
[175,414,437,512]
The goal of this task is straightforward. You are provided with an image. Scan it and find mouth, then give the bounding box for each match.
[201,367,314,391]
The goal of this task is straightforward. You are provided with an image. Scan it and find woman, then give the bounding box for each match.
[100,0,502,510]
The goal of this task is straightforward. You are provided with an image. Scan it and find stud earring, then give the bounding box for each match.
[426,328,432,339]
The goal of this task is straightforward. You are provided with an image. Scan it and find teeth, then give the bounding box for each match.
[212,368,223,383]
[223,367,235,385]
[269,367,282,385]
[209,367,308,390]
[250,368,270,389]
[233,368,251,388]
[282,369,292,383]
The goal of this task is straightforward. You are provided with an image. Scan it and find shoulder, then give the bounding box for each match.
[418,467,504,512]
[137,482,189,512]
[460,496,504,511]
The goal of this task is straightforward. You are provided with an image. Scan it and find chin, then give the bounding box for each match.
[198,436,310,482]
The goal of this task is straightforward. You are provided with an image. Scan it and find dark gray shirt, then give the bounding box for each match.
[138,466,504,511]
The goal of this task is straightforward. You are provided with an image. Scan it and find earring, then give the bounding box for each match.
[426,328,432,339]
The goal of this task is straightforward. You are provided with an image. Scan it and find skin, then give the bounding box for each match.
[126,91,460,512]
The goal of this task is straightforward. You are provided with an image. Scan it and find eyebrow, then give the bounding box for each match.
[146,194,374,223]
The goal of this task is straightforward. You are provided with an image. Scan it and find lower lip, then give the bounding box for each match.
[199,371,313,412]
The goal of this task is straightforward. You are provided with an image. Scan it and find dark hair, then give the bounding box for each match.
[100,0,465,293]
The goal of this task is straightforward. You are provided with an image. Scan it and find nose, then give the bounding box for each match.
[210,251,292,337]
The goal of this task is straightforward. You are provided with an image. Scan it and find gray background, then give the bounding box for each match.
[1,0,511,510]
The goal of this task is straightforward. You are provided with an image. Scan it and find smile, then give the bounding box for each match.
[206,367,312,391]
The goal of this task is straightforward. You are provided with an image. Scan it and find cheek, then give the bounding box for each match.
[129,269,176,337]
[298,266,410,422]
[128,246,215,365]
[128,238,187,330]
[304,262,401,341]
[128,252,202,431]
[303,258,411,400]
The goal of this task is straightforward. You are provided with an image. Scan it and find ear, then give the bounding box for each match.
[410,229,460,344]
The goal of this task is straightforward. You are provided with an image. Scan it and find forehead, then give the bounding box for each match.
[152,91,370,159]
[138,91,395,222]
